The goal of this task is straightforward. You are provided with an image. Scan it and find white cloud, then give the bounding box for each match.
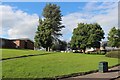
[1,5,39,41]
[84,2,117,12]
[1,2,118,42]
[61,2,118,41]
[62,13,90,32]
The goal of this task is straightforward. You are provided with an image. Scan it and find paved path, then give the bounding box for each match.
[60,65,120,80]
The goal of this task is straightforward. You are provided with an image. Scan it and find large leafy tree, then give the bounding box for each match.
[87,23,104,48]
[108,27,120,48]
[71,23,89,52]
[34,3,64,51]
[71,23,104,53]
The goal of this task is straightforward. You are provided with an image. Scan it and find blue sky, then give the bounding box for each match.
[2,2,89,16]
[1,2,118,42]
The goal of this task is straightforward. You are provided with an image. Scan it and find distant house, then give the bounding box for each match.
[0,38,34,50]
[85,41,107,53]
[86,48,95,53]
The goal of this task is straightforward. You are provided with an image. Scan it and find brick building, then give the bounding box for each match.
[0,38,34,50]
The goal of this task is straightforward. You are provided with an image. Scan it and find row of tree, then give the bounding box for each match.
[34,3,120,52]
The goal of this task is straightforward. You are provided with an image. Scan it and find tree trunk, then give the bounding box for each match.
[48,47,50,52]
[46,47,50,52]
[46,48,48,51]
[83,48,86,53]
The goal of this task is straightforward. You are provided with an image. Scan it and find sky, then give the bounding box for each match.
[0,1,119,42]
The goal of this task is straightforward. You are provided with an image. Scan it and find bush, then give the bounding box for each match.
[105,51,120,58]
[86,50,106,55]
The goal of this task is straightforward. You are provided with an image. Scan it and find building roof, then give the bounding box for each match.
[0,38,34,43]
[11,38,33,42]
[0,38,10,40]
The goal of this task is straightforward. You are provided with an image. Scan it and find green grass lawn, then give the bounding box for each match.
[2,49,119,78]
[1,49,48,59]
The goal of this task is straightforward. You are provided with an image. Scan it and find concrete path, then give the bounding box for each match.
[60,65,120,80]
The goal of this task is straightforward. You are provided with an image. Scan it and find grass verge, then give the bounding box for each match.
[2,49,119,78]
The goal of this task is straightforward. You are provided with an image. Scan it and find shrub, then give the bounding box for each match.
[105,51,120,58]
[86,50,106,55]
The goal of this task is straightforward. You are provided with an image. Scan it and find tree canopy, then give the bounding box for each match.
[70,23,104,53]
[34,3,64,51]
[108,27,120,47]
[51,40,67,51]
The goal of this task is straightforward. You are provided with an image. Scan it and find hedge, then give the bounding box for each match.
[105,51,120,58]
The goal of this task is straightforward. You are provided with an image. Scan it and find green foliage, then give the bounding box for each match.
[86,51,106,55]
[34,3,64,51]
[108,27,120,47]
[105,51,120,58]
[51,40,67,51]
[42,3,64,38]
[2,49,118,78]
[101,41,107,49]
[71,23,104,52]
[87,23,104,48]
[36,18,53,50]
